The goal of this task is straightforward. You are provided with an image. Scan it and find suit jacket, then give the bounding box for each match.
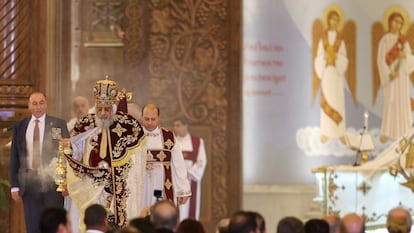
[9,114,70,195]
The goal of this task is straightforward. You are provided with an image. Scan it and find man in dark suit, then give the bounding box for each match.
[9,92,70,233]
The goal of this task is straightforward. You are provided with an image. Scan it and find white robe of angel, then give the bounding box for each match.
[314,30,349,138]
[377,33,414,139]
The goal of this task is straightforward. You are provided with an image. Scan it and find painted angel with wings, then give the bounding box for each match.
[372,7,414,143]
[312,5,357,143]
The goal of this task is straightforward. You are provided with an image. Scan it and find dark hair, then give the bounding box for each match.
[115,226,139,233]
[305,219,329,233]
[39,207,68,233]
[246,211,265,233]
[156,229,175,233]
[277,216,304,233]
[129,216,156,233]
[228,211,257,233]
[174,117,190,125]
[176,219,206,233]
[84,204,107,228]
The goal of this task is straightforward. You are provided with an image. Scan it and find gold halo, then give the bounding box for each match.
[322,4,345,31]
[382,6,410,34]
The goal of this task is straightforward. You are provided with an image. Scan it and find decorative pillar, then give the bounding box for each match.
[0,0,32,110]
[0,2,32,231]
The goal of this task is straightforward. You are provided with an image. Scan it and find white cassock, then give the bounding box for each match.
[141,127,191,209]
[176,133,207,221]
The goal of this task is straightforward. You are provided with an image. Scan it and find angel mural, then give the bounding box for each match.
[312,5,357,144]
[372,7,414,143]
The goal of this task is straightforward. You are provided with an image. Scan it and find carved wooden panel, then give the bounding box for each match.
[123,1,241,231]
[71,0,126,110]
[0,0,34,108]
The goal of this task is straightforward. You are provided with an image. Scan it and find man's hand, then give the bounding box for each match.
[61,184,68,196]
[11,191,21,202]
[139,205,152,217]
[178,196,189,205]
[60,138,71,147]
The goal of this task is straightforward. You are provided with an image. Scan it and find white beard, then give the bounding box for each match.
[95,116,114,129]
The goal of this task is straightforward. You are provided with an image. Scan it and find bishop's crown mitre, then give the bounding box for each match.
[93,78,120,105]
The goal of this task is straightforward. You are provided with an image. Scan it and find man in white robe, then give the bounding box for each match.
[141,103,191,209]
[173,117,207,221]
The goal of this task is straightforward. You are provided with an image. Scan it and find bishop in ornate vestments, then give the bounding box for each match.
[61,79,147,230]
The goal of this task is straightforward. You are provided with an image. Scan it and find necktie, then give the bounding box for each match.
[32,119,40,169]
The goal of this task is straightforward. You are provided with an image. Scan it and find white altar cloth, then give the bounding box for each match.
[313,127,414,229]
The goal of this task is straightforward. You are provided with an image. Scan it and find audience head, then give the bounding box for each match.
[340,213,365,233]
[142,103,160,131]
[84,204,108,232]
[228,210,257,233]
[176,219,206,233]
[173,117,190,137]
[324,215,341,233]
[39,207,72,233]
[155,229,175,233]
[246,211,266,233]
[216,218,231,233]
[129,217,156,233]
[304,219,329,233]
[71,96,90,119]
[387,207,412,233]
[150,200,179,231]
[115,226,140,233]
[277,216,304,233]
[29,92,48,118]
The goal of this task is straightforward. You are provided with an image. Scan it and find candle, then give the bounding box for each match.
[364,111,369,132]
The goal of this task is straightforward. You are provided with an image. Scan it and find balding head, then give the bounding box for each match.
[72,96,90,119]
[150,200,178,231]
[142,103,160,131]
[340,213,365,233]
[387,207,412,233]
[324,215,341,233]
[228,211,257,233]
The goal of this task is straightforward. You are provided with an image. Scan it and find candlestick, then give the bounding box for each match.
[364,111,369,132]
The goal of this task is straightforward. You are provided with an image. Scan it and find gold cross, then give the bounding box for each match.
[157,151,167,161]
[112,123,127,137]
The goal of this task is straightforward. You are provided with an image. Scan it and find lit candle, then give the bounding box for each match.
[364,111,369,132]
